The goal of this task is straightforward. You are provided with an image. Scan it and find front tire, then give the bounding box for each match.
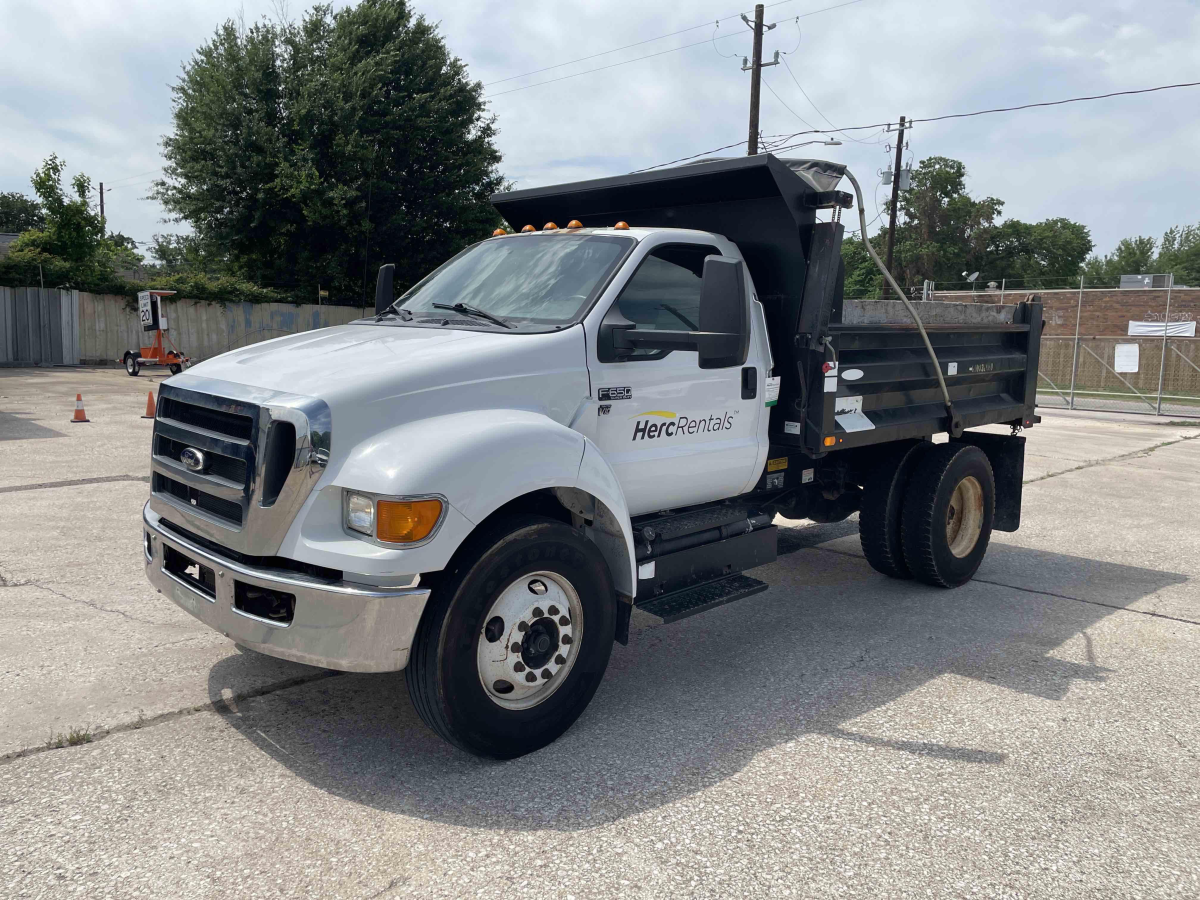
[901,443,995,588]
[405,516,616,758]
[124,353,140,376]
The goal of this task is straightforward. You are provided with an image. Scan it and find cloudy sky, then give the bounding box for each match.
[1,0,1197,264]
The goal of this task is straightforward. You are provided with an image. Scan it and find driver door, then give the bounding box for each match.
[588,242,764,516]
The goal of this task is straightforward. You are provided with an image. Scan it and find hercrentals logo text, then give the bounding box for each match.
[630,410,735,441]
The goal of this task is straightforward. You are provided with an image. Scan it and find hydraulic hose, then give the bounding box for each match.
[842,168,960,434]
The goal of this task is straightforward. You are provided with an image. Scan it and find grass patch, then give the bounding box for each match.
[43,725,94,749]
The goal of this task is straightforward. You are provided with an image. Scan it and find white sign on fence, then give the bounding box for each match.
[1128,320,1197,337]
[1114,343,1140,373]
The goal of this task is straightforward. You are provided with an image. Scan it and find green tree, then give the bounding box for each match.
[843,156,1094,294]
[22,154,106,264]
[0,191,44,233]
[1082,235,1157,284]
[153,0,504,301]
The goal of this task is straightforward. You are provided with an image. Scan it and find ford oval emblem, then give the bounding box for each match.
[180,447,207,473]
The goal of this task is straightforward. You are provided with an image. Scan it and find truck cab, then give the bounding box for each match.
[142,155,1042,758]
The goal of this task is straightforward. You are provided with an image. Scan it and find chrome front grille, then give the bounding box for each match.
[149,378,331,556]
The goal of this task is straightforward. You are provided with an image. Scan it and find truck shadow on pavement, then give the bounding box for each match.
[206,528,1187,832]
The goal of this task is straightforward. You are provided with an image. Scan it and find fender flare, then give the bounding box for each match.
[315,411,637,596]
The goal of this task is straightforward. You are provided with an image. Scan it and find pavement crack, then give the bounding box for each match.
[25,579,160,626]
[362,876,410,899]
[0,670,341,766]
[1024,432,1200,485]
[813,546,1200,627]
[0,473,151,495]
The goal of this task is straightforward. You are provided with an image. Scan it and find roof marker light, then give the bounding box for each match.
[492,228,507,236]
[543,222,558,231]
[521,224,536,233]
[613,221,630,230]
[567,220,583,229]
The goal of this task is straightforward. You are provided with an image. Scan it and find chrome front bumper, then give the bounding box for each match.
[143,503,430,672]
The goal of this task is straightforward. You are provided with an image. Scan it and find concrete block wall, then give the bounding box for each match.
[77,293,365,365]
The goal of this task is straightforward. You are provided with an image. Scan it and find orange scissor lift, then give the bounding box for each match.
[121,290,190,376]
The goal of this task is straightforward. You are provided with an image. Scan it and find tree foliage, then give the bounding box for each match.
[843,156,1094,295]
[0,191,44,233]
[152,0,505,302]
[1083,226,1200,287]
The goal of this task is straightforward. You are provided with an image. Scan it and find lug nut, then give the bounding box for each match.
[525,672,538,683]
[540,668,552,680]
[561,634,572,645]
[532,607,544,618]
[517,622,528,633]
[559,615,570,626]
[555,654,566,665]
[514,661,526,673]
[547,605,559,616]
[511,642,522,653]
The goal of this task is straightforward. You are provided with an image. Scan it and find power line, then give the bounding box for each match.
[105,169,160,187]
[485,0,870,99]
[482,0,854,88]
[639,78,1200,172]
[779,55,881,144]
[761,75,821,130]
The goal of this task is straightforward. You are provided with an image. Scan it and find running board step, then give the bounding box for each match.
[636,574,769,625]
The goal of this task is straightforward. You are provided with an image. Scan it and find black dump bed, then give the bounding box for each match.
[492,154,1042,456]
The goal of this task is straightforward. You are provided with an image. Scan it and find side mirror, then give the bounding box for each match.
[697,256,749,369]
[598,255,751,369]
[374,263,395,315]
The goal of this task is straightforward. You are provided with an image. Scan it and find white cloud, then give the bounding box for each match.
[1,0,1197,256]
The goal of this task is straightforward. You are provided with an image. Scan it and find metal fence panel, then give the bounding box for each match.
[1034,276,1200,418]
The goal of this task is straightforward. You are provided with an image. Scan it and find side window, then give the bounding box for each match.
[616,244,720,333]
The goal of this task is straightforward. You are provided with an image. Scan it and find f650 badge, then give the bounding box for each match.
[598,387,632,401]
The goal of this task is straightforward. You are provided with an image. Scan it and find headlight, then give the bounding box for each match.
[345,492,374,535]
[343,490,445,545]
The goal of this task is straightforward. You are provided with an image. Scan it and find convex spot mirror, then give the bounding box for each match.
[600,255,750,369]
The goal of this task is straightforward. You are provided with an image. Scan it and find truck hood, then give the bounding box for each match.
[182,322,481,396]
[172,321,590,447]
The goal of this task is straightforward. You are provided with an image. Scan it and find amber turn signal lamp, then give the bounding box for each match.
[543,222,558,230]
[376,498,443,544]
[492,228,507,236]
[521,224,536,233]
[823,436,836,447]
[567,220,583,229]
[613,221,630,230]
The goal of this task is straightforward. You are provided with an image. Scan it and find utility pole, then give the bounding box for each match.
[883,115,906,298]
[741,5,777,156]
[99,182,105,224]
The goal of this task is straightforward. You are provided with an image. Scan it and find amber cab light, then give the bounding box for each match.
[376,498,443,544]
[823,436,836,447]
[613,221,630,230]
[492,228,507,236]
[521,224,536,233]
[567,220,583,229]
[543,222,558,231]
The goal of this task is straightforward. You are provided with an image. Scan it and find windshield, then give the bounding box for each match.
[395,234,634,330]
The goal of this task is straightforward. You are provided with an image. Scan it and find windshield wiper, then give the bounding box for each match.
[374,303,412,322]
[431,302,512,329]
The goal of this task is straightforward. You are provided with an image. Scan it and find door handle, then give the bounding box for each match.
[741,366,757,400]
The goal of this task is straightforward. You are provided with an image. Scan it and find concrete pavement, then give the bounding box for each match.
[2,367,1199,898]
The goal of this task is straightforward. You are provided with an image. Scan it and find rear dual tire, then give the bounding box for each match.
[861,442,994,588]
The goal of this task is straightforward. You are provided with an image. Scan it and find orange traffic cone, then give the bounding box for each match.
[141,391,156,419]
[70,393,90,424]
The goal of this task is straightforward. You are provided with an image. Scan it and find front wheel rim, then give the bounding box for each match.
[946,475,984,558]
[476,570,583,710]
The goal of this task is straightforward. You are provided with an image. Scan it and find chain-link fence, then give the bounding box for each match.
[1032,276,1200,417]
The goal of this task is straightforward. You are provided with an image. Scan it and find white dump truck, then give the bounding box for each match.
[141,155,1043,757]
